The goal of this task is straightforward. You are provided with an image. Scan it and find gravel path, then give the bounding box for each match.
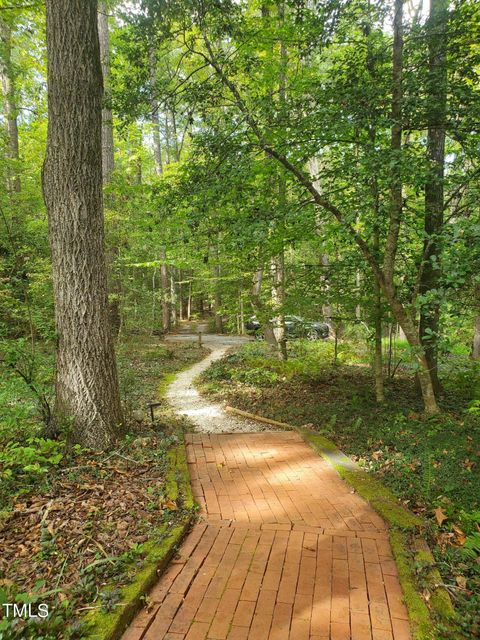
[164,334,271,433]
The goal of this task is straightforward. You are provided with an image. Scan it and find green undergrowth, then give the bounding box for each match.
[0,336,204,640]
[0,337,205,512]
[199,339,480,639]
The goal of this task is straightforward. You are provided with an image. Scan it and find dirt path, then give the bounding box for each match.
[165,335,269,433]
[122,340,412,640]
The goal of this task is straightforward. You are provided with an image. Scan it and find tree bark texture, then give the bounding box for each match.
[419,0,448,394]
[97,1,114,182]
[0,18,20,193]
[43,0,123,449]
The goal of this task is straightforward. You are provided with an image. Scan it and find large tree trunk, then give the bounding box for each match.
[97,1,114,183]
[418,0,448,395]
[43,0,123,449]
[0,18,21,194]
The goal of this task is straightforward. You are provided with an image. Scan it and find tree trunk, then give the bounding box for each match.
[472,284,480,360]
[170,108,180,161]
[472,316,480,360]
[418,0,448,395]
[170,270,177,327]
[164,113,171,164]
[97,1,114,183]
[135,124,142,185]
[272,2,288,361]
[179,268,184,321]
[187,277,192,320]
[239,294,245,335]
[271,252,287,360]
[251,267,277,349]
[214,262,223,333]
[365,15,385,404]
[43,0,123,449]
[160,245,170,332]
[383,0,439,413]
[149,46,163,175]
[0,18,21,193]
[371,142,385,403]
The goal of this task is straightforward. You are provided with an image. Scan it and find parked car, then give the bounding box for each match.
[245,315,329,340]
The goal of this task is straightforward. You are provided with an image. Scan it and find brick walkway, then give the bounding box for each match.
[122,432,411,640]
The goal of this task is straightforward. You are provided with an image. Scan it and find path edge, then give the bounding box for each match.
[82,439,196,640]
[303,431,457,640]
[225,405,458,640]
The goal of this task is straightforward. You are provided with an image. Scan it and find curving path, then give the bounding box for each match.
[122,337,412,640]
[165,335,268,434]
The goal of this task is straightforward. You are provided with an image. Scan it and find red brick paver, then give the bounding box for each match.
[122,432,411,640]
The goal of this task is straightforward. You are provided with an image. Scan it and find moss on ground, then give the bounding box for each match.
[389,530,434,640]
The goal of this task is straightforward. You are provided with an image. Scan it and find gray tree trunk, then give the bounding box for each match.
[43,0,123,449]
[0,18,20,193]
[251,268,277,349]
[385,0,439,413]
[419,0,448,395]
[160,245,170,332]
[365,19,385,404]
[214,261,223,334]
[97,1,114,182]
[149,46,163,174]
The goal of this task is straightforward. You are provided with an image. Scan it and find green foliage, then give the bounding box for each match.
[0,437,64,479]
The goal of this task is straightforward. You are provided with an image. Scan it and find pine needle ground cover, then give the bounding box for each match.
[199,340,480,639]
[0,338,205,639]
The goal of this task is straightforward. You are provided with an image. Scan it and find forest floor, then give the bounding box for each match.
[197,339,480,639]
[0,337,206,640]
